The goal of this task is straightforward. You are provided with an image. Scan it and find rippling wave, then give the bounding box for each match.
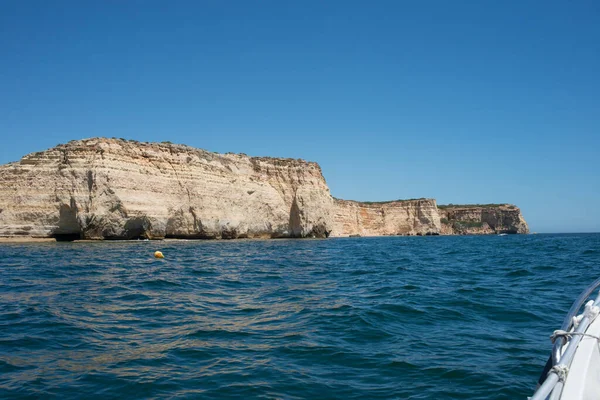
[1,234,599,399]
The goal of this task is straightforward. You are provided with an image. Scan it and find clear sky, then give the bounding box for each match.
[1,1,599,233]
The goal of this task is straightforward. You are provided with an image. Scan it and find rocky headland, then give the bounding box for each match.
[438,204,529,235]
[0,138,529,240]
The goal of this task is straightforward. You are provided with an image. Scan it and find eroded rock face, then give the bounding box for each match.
[331,199,441,237]
[438,205,529,235]
[0,138,334,239]
[0,138,530,240]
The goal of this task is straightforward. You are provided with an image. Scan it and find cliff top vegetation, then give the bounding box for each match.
[438,204,516,210]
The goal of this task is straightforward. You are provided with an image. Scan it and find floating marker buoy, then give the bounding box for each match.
[154,251,164,259]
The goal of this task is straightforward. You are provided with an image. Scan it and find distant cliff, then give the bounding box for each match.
[0,138,529,240]
[331,199,441,237]
[438,204,529,235]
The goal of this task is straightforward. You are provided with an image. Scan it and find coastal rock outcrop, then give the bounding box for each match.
[438,204,529,235]
[0,138,530,240]
[0,138,334,239]
[331,199,441,237]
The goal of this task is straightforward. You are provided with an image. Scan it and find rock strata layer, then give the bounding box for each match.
[331,199,441,236]
[0,138,333,240]
[438,205,530,235]
[0,138,529,240]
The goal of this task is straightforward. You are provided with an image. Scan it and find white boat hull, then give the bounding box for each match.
[561,315,600,399]
[530,278,600,400]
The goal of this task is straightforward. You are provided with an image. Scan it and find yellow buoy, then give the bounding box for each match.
[154,251,164,259]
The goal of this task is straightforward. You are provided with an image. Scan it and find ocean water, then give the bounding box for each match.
[1,234,599,399]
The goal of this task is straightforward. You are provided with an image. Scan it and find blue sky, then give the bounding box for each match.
[1,1,598,233]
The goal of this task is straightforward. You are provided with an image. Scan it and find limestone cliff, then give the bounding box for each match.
[0,138,529,240]
[331,199,441,237]
[0,138,333,239]
[438,204,529,235]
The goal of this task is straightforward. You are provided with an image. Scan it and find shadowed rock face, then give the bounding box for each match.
[0,138,529,240]
[0,138,334,240]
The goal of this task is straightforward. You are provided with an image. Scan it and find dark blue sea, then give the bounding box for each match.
[1,234,599,399]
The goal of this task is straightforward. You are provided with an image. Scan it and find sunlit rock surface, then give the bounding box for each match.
[438,204,529,235]
[0,138,529,240]
[331,199,441,237]
[0,138,333,239]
